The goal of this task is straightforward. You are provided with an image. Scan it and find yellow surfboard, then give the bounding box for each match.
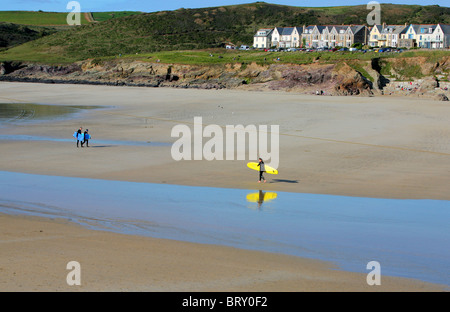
[247,162,278,175]
[246,192,278,202]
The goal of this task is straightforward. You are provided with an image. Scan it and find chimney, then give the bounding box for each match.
[382,22,386,29]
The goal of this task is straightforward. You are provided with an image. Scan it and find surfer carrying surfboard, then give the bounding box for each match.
[83,129,91,147]
[74,127,84,148]
[247,160,277,180]
[257,158,266,183]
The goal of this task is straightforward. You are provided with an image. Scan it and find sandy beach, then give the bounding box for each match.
[1,81,449,291]
[0,213,445,292]
[1,82,449,200]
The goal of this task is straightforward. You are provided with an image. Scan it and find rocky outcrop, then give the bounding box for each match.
[0,56,448,100]
[436,93,449,101]
[332,63,373,96]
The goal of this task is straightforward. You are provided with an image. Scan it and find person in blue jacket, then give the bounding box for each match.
[83,129,91,147]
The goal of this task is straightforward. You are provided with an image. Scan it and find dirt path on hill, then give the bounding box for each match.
[84,12,96,23]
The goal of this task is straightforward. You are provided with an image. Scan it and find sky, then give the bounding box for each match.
[0,0,447,12]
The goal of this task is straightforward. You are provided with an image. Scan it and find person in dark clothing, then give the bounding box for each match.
[83,129,90,147]
[75,127,84,148]
[257,158,266,183]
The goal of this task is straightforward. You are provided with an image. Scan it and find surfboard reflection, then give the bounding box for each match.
[246,190,278,210]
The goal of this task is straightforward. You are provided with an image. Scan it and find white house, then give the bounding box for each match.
[271,27,284,48]
[417,25,437,48]
[270,27,303,48]
[335,25,348,47]
[431,24,450,48]
[302,25,326,48]
[253,28,273,49]
[377,24,407,47]
[402,24,436,48]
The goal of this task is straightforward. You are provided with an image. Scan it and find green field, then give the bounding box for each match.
[0,11,90,26]
[120,49,450,65]
[1,41,449,65]
[91,11,143,22]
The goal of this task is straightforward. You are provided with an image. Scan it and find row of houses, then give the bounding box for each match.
[253,23,450,49]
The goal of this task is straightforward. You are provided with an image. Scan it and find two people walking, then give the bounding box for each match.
[74,127,91,148]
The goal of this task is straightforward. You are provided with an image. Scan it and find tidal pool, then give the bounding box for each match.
[0,103,103,123]
[0,134,171,147]
[0,171,448,286]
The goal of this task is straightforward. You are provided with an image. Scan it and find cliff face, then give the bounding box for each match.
[1,56,449,100]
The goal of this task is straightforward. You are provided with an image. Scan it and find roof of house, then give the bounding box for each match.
[316,25,327,32]
[254,28,273,37]
[409,24,437,34]
[274,27,284,34]
[380,25,407,35]
[437,24,450,34]
[393,25,408,34]
[294,26,304,34]
[276,26,303,36]
[281,27,295,35]
[348,25,366,34]
[335,26,349,34]
[302,25,315,34]
[370,25,383,33]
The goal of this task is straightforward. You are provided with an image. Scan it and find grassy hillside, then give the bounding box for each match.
[0,22,57,50]
[312,3,449,25]
[91,11,143,22]
[0,2,449,63]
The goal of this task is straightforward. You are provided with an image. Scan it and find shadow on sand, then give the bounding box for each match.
[271,179,299,184]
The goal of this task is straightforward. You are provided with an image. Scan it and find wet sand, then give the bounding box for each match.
[0,82,449,291]
[1,82,449,200]
[0,213,445,291]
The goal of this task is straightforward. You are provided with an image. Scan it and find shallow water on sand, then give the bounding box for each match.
[0,171,448,286]
[0,134,171,147]
[0,103,103,124]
